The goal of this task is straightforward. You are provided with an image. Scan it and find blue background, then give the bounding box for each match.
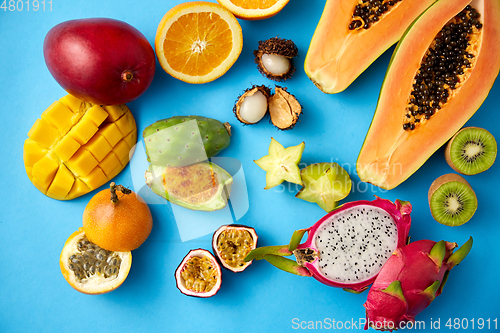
[1,0,498,332]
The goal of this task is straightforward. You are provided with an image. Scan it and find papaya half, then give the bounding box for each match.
[304,0,437,94]
[357,0,500,190]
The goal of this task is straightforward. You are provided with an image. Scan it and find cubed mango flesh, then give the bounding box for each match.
[114,140,132,166]
[46,164,75,200]
[54,135,81,162]
[100,152,122,177]
[80,167,107,190]
[24,139,47,168]
[85,105,109,127]
[115,111,136,136]
[28,119,60,149]
[23,94,137,200]
[99,123,123,147]
[67,179,91,200]
[41,101,74,135]
[66,149,99,177]
[124,131,138,149]
[69,117,99,145]
[83,135,112,162]
[32,155,59,188]
[59,94,83,113]
[103,104,127,122]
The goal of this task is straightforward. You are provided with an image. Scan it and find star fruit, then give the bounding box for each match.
[254,138,305,189]
[295,163,352,212]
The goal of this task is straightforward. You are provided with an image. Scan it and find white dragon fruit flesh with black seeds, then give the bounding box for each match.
[293,198,411,292]
[314,206,399,284]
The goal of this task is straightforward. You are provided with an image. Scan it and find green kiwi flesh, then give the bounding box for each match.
[445,127,497,175]
[428,174,477,227]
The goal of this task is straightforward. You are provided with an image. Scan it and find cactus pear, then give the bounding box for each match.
[145,161,232,211]
[143,116,231,167]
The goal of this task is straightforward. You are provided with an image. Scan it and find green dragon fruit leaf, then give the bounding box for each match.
[244,245,292,262]
[263,255,312,277]
[289,229,308,252]
[382,280,405,301]
[429,240,447,267]
[343,286,369,294]
[438,271,450,295]
[421,280,441,301]
[447,237,473,268]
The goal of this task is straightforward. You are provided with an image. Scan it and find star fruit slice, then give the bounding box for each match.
[254,137,305,189]
[296,163,352,212]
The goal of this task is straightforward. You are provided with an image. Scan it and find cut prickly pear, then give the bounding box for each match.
[254,137,305,189]
[296,163,351,212]
[143,116,231,167]
[145,161,232,211]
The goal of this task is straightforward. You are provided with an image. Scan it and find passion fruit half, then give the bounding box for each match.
[212,225,258,272]
[60,228,132,294]
[175,249,222,298]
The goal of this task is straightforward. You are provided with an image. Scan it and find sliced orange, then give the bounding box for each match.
[216,0,290,20]
[155,1,243,84]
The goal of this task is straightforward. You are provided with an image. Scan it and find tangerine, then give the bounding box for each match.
[83,183,153,252]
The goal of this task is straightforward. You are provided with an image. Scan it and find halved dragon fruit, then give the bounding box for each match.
[245,197,412,293]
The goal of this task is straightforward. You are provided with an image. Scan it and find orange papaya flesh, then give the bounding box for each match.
[24,94,137,200]
[357,0,500,190]
[304,0,437,94]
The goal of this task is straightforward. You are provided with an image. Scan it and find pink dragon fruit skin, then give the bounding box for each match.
[295,197,412,293]
[364,238,473,331]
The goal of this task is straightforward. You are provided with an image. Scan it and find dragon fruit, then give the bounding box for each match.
[364,237,473,331]
[245,197,412,293]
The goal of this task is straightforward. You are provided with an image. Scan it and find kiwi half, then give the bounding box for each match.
[445,127,497,175]
[428,174,477,227]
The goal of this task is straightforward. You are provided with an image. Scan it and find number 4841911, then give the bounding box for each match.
[1,0,52,11]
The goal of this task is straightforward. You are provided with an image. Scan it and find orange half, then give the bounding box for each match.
[217,0,290,20]
[155,1,243,84]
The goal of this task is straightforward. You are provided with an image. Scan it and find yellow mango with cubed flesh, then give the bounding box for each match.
[23,94,137,200]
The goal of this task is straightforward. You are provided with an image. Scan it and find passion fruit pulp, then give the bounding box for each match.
[60,228,131,294]
[175,249,222,298]
[212,225,258,272]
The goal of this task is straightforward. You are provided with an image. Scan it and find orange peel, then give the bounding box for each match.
[217,0,290,20]
[155,1,243,84]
